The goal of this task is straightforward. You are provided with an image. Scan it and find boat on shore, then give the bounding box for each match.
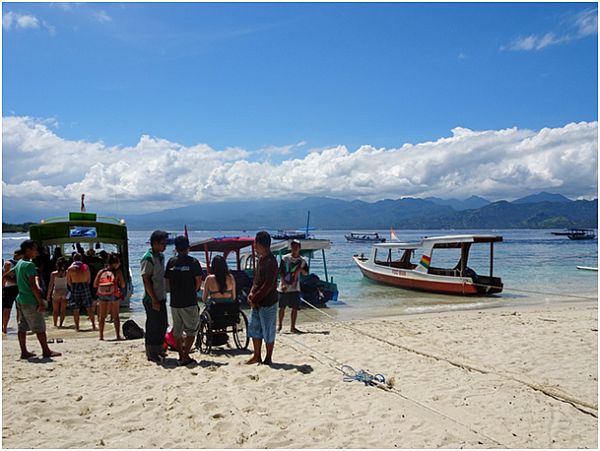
[353,235,503,295]
[345,232,386,243]
[28,211,134,308]
[270,238,339,306]
[551,228,596,240]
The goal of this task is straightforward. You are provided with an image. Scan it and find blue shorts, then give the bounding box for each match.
[248,303,277,344]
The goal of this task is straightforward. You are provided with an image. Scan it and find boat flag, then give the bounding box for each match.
[184,224,189,240]
[390,227,398,241]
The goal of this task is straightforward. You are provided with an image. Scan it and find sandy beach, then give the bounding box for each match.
[2,300,597,449]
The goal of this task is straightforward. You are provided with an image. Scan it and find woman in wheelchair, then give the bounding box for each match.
[202,256,236,304]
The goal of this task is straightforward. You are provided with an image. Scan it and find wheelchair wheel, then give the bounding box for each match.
[233,309,249,350]
[196,311,212,354]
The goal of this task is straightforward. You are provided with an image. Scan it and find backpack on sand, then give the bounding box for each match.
[122,319,144,340]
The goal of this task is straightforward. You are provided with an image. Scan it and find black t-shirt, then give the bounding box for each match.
[164,254,202,308]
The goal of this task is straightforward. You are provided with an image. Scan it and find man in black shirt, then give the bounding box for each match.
[165,235,202,366]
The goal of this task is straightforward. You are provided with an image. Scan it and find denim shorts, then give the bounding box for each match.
[248,303,277,344]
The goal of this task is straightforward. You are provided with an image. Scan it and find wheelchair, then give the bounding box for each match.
[196,299,249,354]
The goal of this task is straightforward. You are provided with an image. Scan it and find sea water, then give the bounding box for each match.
[2,229,597,322]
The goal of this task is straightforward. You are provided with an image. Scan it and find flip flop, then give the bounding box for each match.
[56,338,64,343]
[47,339,55,344]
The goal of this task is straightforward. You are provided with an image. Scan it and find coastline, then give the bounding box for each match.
[3,298,597,448]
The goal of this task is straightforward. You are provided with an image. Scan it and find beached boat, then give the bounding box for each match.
[28,211,134,308]
[237,238,339,306]
[345,232,386,243]
[271,238,339,306]
[353,235,503,295]
[552,228,596,240]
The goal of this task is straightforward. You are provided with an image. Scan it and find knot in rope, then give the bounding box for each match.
[341,365,385,386]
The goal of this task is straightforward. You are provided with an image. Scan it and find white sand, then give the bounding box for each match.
[2,301,597,448]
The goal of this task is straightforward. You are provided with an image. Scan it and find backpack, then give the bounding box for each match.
[122,319,144,340]
[97,270,115,296]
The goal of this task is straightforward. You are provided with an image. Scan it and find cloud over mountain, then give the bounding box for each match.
[2,116,597,215]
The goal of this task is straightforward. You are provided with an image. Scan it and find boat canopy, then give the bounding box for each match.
[373,235,502,250]
[271,239,331,253]
[29,216,128,247]
[189,236,255,253]
[189,236,256,273]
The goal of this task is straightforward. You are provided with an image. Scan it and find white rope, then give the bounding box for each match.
[298,297,598,417]
[280,332,506,448]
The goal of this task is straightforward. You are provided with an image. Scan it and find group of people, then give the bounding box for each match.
[4,229,310,366]
[2,240,129,353]
[141,230,308,366]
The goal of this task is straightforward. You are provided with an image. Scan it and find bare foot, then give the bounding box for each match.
[277,326,282,333]
[245,356,262,365]
[116,336,124,341]
[99,336,104,341]
[20,351,36,359]
[43,350,61,358]
[262,358,273,365]
[290,328,304,334]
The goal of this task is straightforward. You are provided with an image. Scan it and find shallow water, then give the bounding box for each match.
[2,229,597,322]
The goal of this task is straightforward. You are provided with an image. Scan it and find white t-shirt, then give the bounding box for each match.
[277,254,307,293]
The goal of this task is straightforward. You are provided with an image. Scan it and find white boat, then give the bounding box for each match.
[353,235,503,295]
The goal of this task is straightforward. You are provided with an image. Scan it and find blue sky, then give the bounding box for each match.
[2,2,598,218]
[3,2,597,151]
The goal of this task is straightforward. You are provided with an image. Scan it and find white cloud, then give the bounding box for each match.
[92,10,111,23]
[3,11,40,30]
[2,116,598,214]
[502,7,598,51]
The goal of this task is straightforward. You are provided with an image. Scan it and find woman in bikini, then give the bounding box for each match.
[93,253,125,340]
[202,255,237,304]
[47,257,69,328]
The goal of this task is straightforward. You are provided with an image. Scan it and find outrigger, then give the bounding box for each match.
[28,210,134,308]
[353,235,503,295]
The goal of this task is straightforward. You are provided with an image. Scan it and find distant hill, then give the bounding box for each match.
[425,195,490,211]
[512,192,572,204]
[4,192,596,230]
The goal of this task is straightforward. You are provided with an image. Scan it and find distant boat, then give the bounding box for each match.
[353,235,503,295]
[345,232,386,243]
[576,266,598,271]
[552,228,596,240]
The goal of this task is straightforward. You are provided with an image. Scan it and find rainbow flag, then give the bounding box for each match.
[419,255,431,269]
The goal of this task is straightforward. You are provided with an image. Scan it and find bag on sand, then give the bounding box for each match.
[164,326,178,351]
[122,319,144,340]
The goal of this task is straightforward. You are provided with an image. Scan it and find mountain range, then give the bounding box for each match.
[3,192,596,231]
[120,192,596,230]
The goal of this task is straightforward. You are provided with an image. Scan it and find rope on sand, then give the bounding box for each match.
[280,332,507,448]
[298,297,599,418]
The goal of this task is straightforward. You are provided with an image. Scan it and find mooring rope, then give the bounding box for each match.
[280,332,507,448]
[297,296,598,417]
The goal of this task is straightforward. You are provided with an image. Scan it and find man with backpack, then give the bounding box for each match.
[141,230,169,363]
[164,235,203,366]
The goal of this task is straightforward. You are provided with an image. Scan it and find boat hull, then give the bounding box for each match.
[353,257,502,295]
